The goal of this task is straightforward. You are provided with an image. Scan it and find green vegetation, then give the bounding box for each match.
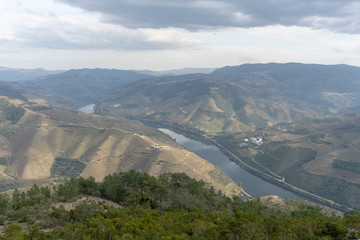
[256,146,317,174]
[213,113,360,208]
[208,169,232,186]
[2,105,25,123]
[0,98,25,124]
[0,101,241,196]
[309,133,332,145]
[311,117,341,124]
[95,74,320,134]
[287,128,310,135]
[0,157,10,166]
[335,123,358,131]
[333,159,360,174]
[51,158,87,178]
[0,170,359,239]
[194,119,225,133]
[3,63,360,238]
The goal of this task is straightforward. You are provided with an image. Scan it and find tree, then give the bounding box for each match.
[0,194,9,215]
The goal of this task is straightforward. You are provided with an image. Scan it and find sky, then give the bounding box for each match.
[1,0,360,70]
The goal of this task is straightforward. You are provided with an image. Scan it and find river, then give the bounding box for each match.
[78,104,95,114]
[159,128,305,200]
[78,105,304,200]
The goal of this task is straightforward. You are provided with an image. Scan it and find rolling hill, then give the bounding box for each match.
[27,68,151,107]
[0,81,27,101]
[212,63,360,114]
[4,62,360,208]
[95,73,320,134]
[0,96,241,196]
[88,63,360,208]
[0,66,62,82]
[135,67,215,76]
[94,63,360,135]
[216,114,360,208]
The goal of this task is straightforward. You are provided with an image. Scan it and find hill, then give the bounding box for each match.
[0,81,26,101]
[93,63,360,135]
[212,63,360,114]
[4,63,360,208]
[25,68,151,107]
[90,63,360,208]
[135,67,215,76]
[215,114,360,208]
[0,171,352,239]
[0,96,241,196]
[0,66,62,82]
[95,73,320,134]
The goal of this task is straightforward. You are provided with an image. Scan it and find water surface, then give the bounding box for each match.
[78,104,95,113]
[159,128,304,200]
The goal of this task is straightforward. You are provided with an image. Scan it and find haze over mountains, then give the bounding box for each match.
[0,67,63,82]
[11,62,360,132]
[2,67,217,108]
[94,63,360,133]
[1,62,360,209]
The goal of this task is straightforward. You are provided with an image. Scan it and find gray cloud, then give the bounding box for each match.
[4,15,197,50]
[56,0,360,33]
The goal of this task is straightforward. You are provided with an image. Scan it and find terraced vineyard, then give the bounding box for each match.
[215,114,360,208]
[0,97,241,196]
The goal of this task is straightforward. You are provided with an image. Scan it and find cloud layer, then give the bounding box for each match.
[0,1,199,51]
[2,0,360,70]
[57,0,360,33]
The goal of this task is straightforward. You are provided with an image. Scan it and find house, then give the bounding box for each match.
[250,137,263,145]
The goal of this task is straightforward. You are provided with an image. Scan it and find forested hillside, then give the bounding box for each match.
[1,171,359,239]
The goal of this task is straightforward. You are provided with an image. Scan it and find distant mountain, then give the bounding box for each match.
[0,96,240,196]
[212,63,360,113]
[135,67,215,76]
[0,81,26,101]
[28,68,152,107]
[95,63,360,134]
[0,66,63,82]
[95,73,321,133]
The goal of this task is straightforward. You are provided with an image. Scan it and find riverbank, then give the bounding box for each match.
[136,118,352,212]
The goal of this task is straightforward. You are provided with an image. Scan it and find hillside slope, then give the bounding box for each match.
[94,63,360,134]
[0,66,62,82]
[0,97,241,196]
[212,63,360,113]
[28,68,151,107]
[96,74,320,134]
[216,114,360,207]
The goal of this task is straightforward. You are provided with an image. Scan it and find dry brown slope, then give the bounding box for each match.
[1,103,241,196]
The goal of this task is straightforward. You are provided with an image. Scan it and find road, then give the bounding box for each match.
[135,118,353,212]
[198,132,351,211]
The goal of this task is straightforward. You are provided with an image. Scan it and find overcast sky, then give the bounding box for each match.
[1,0,360,70]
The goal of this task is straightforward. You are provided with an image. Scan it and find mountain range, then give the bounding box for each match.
[1,62,360,209]
[93,63,360,134]
[0,66,63,82]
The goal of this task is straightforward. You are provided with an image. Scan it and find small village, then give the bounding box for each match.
[239,136,264,147]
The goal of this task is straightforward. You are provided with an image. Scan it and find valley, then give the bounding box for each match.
[158,128,305,201]
[0,96,241,196]
[1,63,360,210]
[89,63,360,209]
[3,1,360,237]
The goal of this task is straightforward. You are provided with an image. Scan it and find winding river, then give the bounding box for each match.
[78,104,304,200]
[159,128,305,200]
